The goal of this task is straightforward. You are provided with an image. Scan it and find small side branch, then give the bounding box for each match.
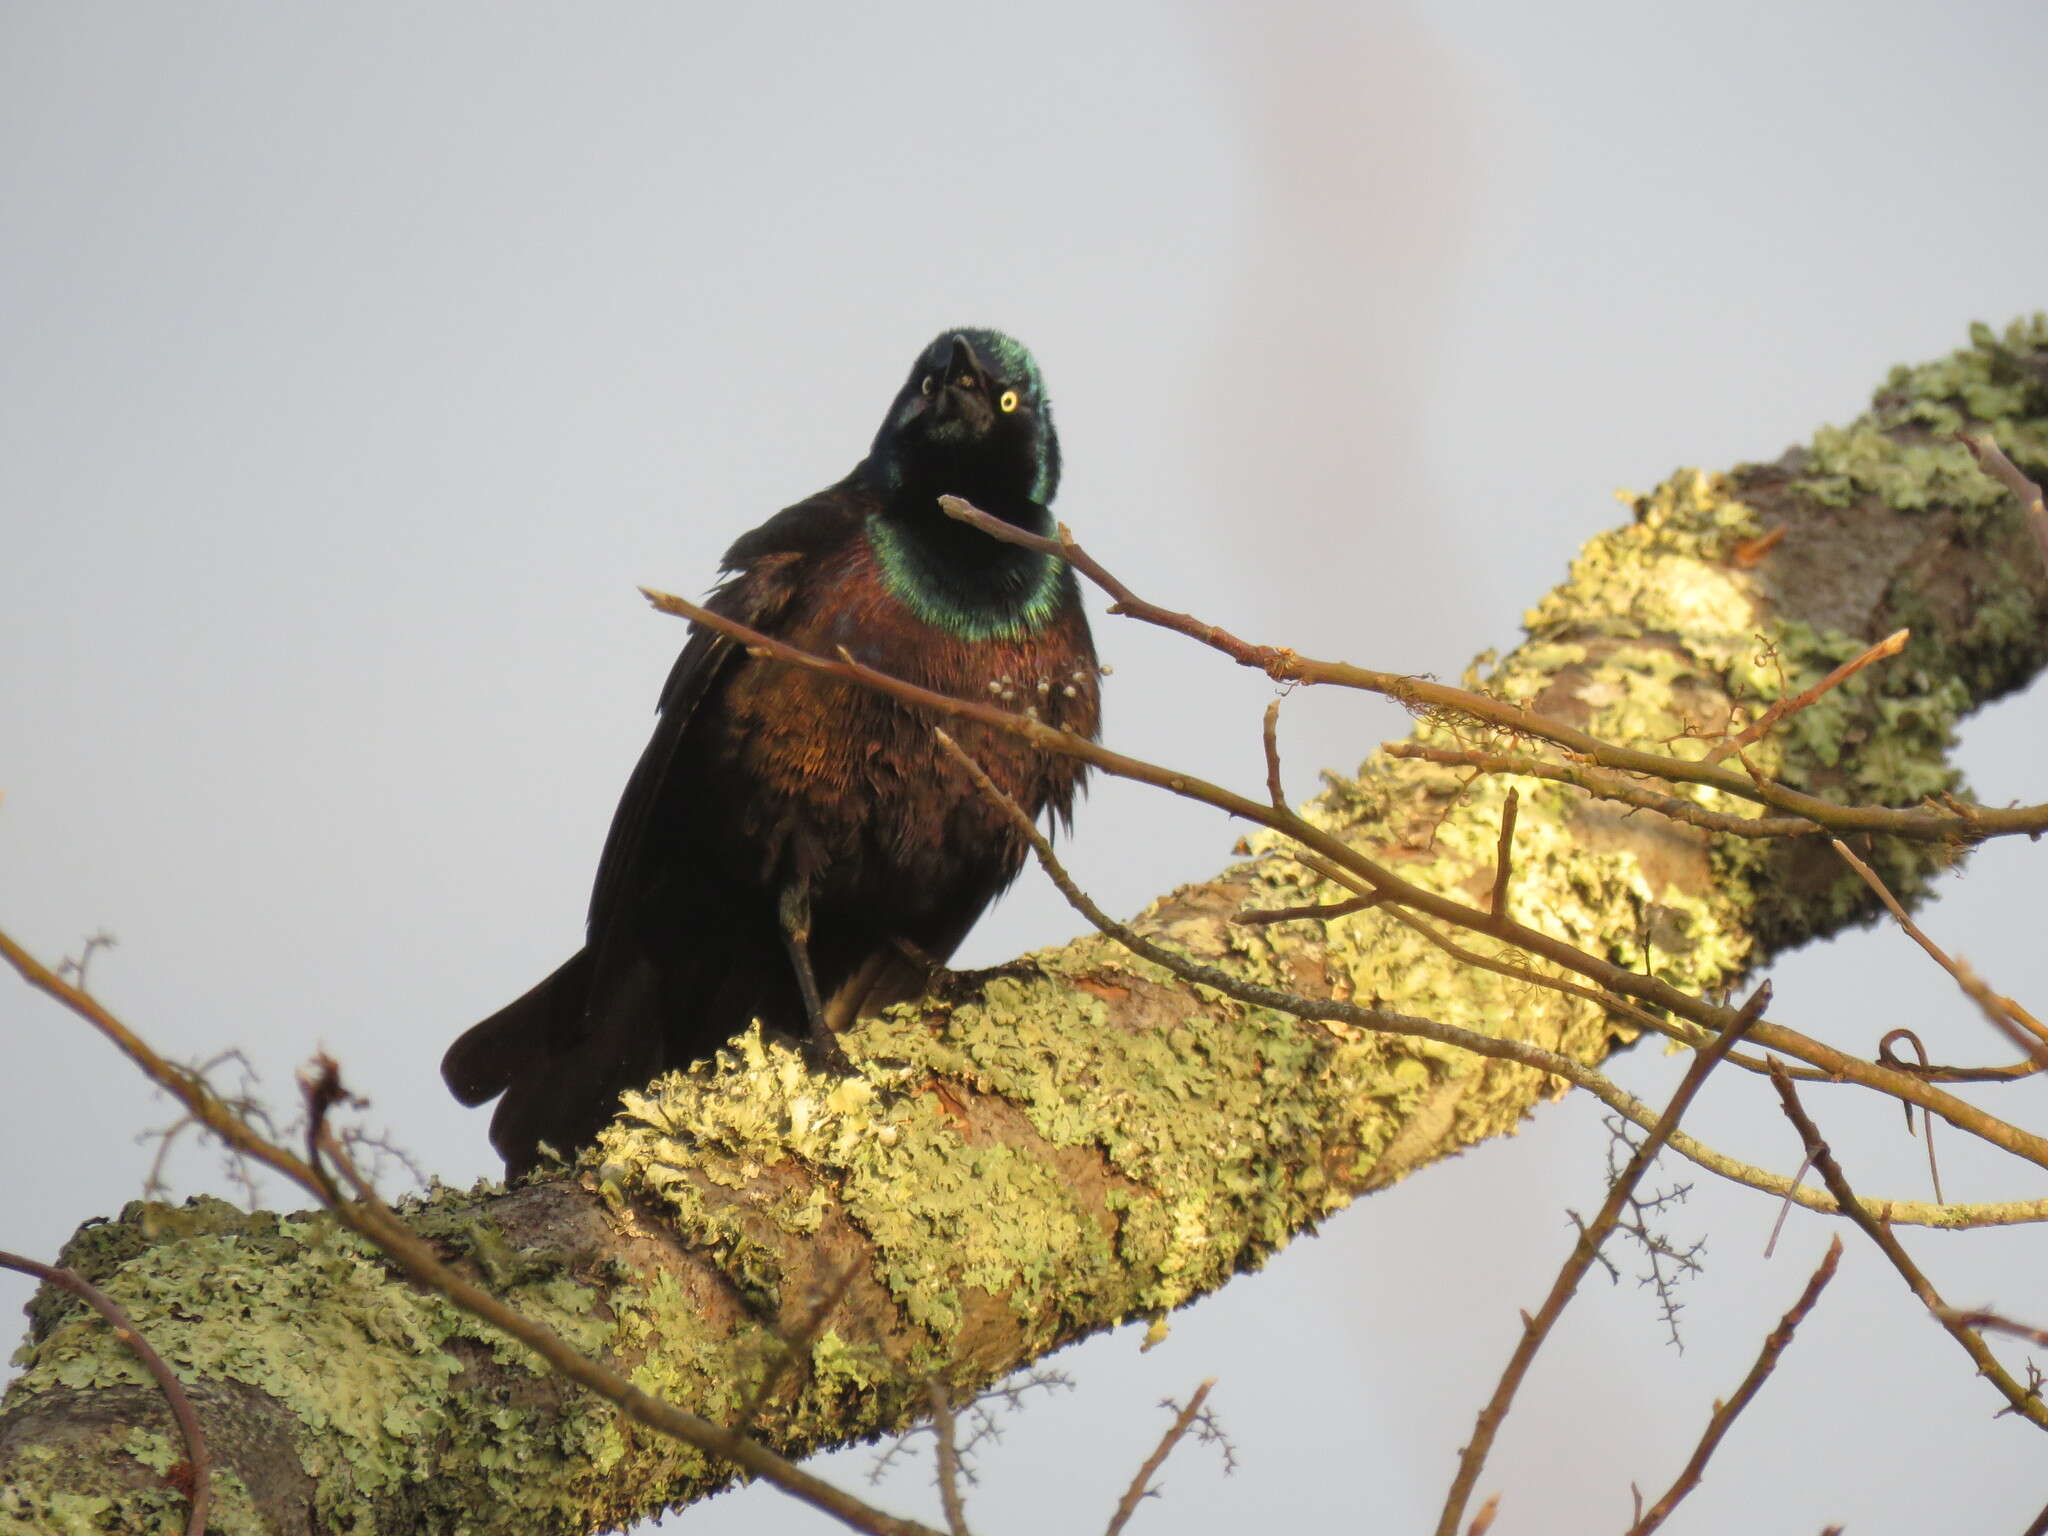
[1102,1380,1220,1536]
[1623,1235,1843,1535]
[1703,630,1908,765]
[0,1248,212,1536]
[1432,983,1772,1536]
[1958,430,2048,572]
[1831,838,2048,1066]
[1384,742,1821,839]
[1766,1062,2048,1429]
[927,499,2048,845]
[1934,1310,2048,1349]
[1489,788,1520,922]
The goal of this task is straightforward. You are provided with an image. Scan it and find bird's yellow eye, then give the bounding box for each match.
[920,374,935,397]
[999,389,1019,413]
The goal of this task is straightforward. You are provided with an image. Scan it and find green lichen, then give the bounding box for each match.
[9,321,2048,1535]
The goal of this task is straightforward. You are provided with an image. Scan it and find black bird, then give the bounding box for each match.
[442,329,1100,1176]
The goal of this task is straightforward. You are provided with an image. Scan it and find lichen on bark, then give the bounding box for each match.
[5,318,2048,1535]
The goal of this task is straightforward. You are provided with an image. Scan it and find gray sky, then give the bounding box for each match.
[6,3,2048,1531]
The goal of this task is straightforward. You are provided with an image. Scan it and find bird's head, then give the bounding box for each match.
[873,328,1060,509]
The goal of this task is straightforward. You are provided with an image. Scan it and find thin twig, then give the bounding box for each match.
[1878,1029,1944,1204]
[1489,788,1520,921]
[926,1381,972,1536]
[1434,983,1772,1536]
[1103,1381,1216,1536]
[1766,1061,2048,1429]
[933,729,1968,1231]
[1831,838,2048,1065]
[1957,430,2048,573]
[927,498,2048,845]
[1233,892,1383,927]
[292,1076,947,1536]
[1703,629,1909,764]
[0,1248,212,1536]
[1762,1151,1816,1260]
[641,587,2048,1178]
[1262,698,1286,811]
[1623,1235,1842,1534]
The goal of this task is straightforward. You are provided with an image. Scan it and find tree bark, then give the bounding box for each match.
[6,319,2047,1536]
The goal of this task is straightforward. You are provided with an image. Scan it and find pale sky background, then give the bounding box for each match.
[6,4,2048,1532]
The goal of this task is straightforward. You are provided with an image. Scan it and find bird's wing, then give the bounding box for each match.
[585,488,855,937]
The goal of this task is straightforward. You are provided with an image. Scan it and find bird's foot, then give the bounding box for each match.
[802,1025,857,1078]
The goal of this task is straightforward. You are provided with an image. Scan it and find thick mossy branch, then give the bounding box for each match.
[6,319,2048,1536]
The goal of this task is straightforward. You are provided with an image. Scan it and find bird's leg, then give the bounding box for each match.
[778,882,853,1074]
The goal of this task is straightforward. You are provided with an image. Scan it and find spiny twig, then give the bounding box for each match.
[1102,1380,1221,1536]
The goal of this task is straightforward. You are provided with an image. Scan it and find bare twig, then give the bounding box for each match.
[1383,741,1821,838]
[1589,1117,1705,1350]
[1957,430,2048,572]
[1623,1235,1842,1534]
[1489,788,1520,921]
[0,1248,212,1536]
[927,498,2048,845]
[642,586,2048,1179]
[1877,1030,1945,1203]
[1932,1310,2048,1349]
[1766,1062,2048,1429]
[1831,838,2048,1065]
[1762,1150,1816,1260]
[56,928,117,991]
[926,1381,972,1536]
[1233,891,1384,927]
[1703,629,1908,764]
[1262,698,1286,810]
[0,928,321,1192]
[290,1065,950,1536]
[1434,983,1772,1536]
[1103,1381,1217,1536]
[932,729,1984,1229]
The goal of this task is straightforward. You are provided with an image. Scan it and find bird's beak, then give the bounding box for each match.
[946,334,985,391]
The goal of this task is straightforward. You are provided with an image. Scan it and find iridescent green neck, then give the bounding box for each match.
[865,514,1068,642]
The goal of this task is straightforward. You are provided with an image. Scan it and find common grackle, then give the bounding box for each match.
[441,329,1100,1176]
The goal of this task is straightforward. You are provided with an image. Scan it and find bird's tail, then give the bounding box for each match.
[440,948,594,1107]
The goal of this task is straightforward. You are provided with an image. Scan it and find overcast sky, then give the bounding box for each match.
[6,4,2048,1532]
